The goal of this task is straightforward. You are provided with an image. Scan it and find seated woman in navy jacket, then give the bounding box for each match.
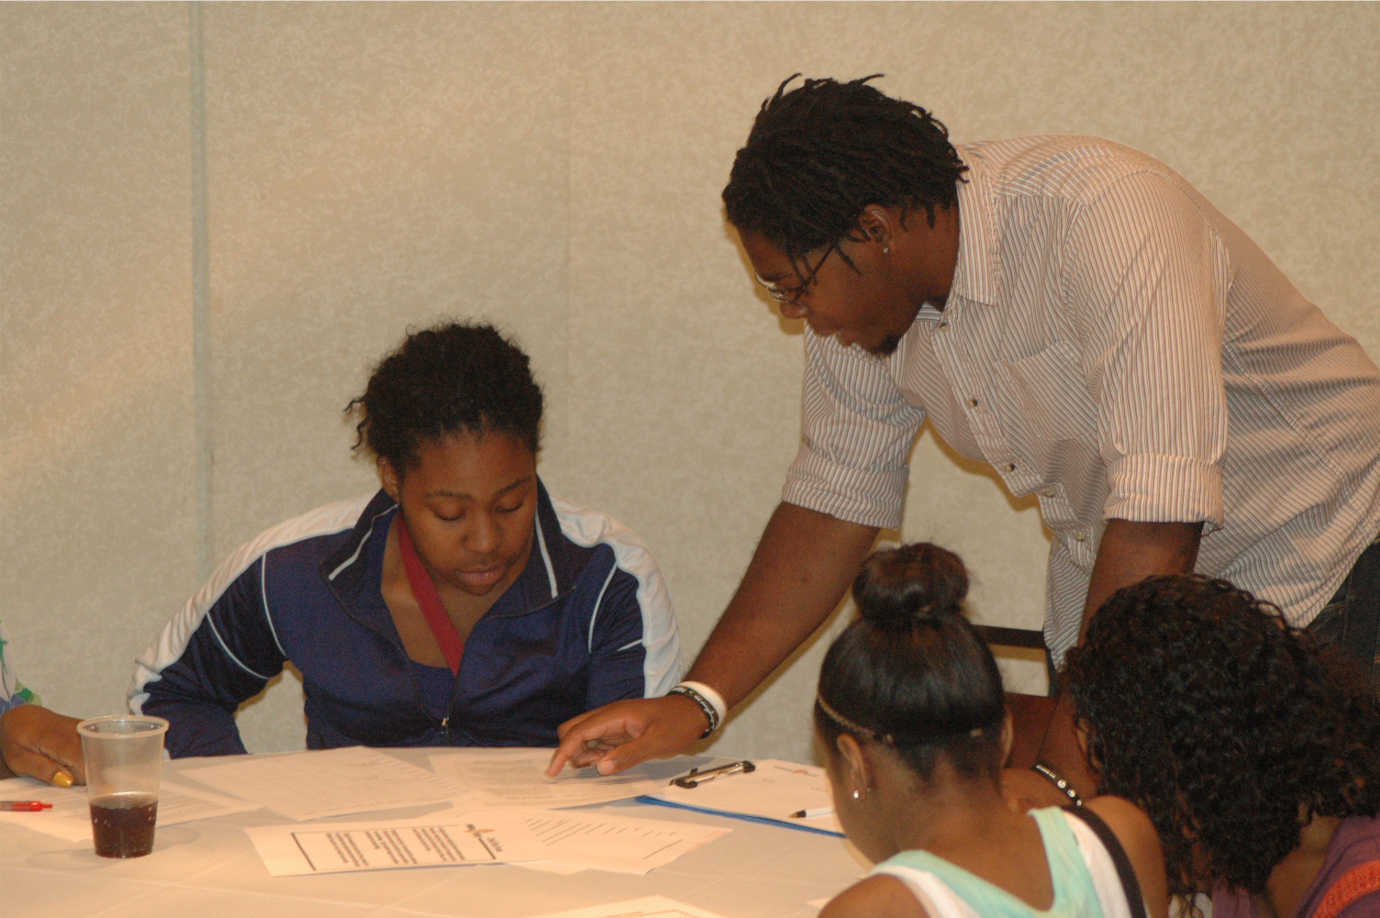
[132,321,683,756]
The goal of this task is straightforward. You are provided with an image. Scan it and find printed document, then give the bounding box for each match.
[246,805,731,877]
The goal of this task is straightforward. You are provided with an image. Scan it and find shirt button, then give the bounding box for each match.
[1073,532,1087,542]
[1042,488,1056,498]
[1003,463,1016,473]
[968,397,979,408]
[938,321,948,329]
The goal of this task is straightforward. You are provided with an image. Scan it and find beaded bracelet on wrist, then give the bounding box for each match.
[667,684,720,738]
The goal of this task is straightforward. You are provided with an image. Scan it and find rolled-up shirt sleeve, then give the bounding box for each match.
[783,330,927,529]
[1063,171,1231,530]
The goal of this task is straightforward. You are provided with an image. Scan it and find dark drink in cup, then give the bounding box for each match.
[89,792,158,858]
[77,714,169,859]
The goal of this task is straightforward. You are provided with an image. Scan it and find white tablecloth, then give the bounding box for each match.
[0,750,866,917]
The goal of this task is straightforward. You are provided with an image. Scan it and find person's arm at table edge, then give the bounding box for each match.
[131,559,291,758]
[0,703,85,785]
[1033,518,1202,797]
[548,501,879,775]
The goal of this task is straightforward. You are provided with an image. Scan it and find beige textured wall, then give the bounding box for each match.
[3,2,1376,764]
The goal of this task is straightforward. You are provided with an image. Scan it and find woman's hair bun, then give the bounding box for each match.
[851,542,968,628]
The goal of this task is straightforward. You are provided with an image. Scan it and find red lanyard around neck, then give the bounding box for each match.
[395,515,465,675]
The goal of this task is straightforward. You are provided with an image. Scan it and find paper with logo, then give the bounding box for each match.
[245,807,543,876]
[245,805,731,876]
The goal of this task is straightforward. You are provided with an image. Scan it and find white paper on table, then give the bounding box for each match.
[245,807,545,876]
[428,747,705,809]
[513,807,731,875]
[512,858,593,876]
[245,805,728,877]
[522,894,729,917]
[647,759,844,836]
[181,745,463,820]
[0,775,263,843]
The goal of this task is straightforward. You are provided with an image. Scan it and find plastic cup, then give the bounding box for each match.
[76,715,169,858]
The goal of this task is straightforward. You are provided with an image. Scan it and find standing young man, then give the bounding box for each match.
[550,75,1380,801]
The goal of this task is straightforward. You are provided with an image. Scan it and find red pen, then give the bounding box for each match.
[1,800,53,811]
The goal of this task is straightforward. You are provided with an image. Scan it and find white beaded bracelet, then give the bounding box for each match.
[668,681,727,738]
[676,681,727,726]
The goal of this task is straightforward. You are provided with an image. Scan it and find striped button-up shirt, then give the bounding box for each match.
[783,135,1380,661]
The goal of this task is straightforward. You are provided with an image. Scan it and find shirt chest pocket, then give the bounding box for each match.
[987,340,1099,477]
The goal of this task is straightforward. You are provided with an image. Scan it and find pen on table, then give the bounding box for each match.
[788,807,833,819]
[1,801,53,812]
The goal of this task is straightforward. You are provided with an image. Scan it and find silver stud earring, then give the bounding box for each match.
[851,788,862,801]
[882,246,890,255]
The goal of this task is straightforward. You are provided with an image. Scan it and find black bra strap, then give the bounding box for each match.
[1062,804,1149,918]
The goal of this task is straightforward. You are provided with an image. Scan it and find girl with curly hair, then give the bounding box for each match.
[1065,574,1380,918]
[817,542,1167,918]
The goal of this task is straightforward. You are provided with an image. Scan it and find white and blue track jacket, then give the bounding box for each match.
[130,482,683,757]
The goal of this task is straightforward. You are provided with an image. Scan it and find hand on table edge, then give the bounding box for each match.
[546,694,710,777]
[0,704,85,786]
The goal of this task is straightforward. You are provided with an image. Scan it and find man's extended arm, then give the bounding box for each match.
[548,501,878,775]
[683,502,881,704]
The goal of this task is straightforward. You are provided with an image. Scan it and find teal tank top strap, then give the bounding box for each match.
[878,847,1032,915]
[875,808,1101,916]
[1030,806,1102,912]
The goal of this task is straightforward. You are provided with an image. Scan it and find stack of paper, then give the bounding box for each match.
[11,746,839,881]
[182,745,468,820]
[173,746,736,877]
[427,746,699,809]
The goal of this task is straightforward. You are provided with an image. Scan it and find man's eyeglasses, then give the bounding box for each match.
[755,241,837,307]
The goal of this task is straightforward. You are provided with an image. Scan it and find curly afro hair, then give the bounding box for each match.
[722,74,967,276]
[1065,574,1379,912]
[346,321,543,474]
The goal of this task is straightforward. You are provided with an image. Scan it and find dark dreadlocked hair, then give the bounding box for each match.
[346,321,543,476]
[815,543,1006,784]
[1065,574,1380,916]
[722,74,968,277]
